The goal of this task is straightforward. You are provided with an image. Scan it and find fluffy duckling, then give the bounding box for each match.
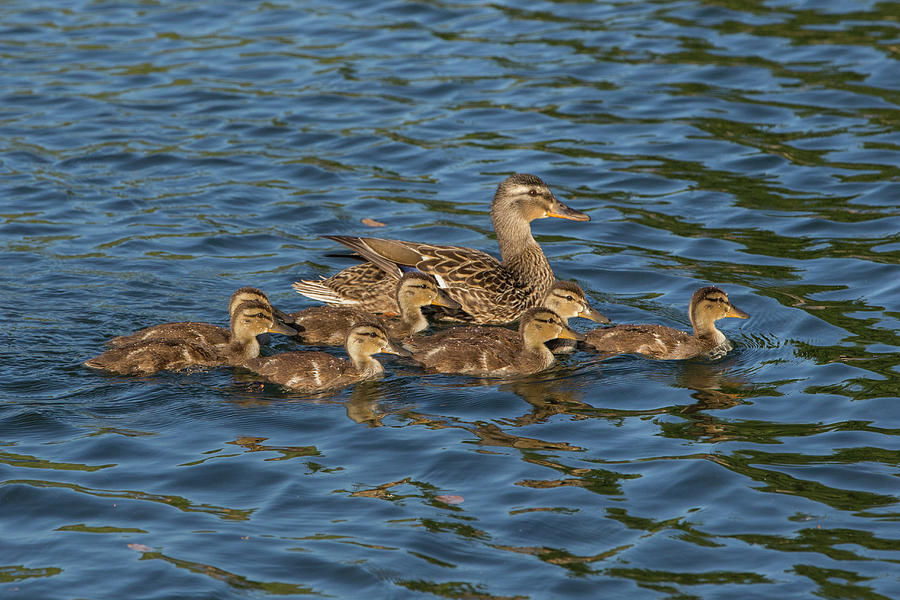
[583,286,749,360]
[105,287,281,348]
[84,300,296,376]
[407,307,584,377]
[402,280,606,352]
[287,272,460,345]
[294,173,591,324]
[241,323,408,392]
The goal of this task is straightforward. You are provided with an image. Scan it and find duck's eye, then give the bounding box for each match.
[528,189,537,196]
[565,295,574,301]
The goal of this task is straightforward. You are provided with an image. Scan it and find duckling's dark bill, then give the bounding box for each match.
[547,201,590,221]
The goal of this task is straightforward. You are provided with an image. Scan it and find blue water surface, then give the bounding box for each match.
[1,0,899,598]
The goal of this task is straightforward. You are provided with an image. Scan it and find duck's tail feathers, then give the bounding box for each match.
[292,279,360,306]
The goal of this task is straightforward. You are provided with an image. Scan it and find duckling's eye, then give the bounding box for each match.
[565,295,574,301]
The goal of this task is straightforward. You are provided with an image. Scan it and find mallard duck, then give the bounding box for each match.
[241,323,408,392]
[404,280,608,352]
[105,287,282,348]
[84,300,296,375]
[583,286,749,360]
[287,272,460,345]
[292,173,590,324]
[407,307,584,377]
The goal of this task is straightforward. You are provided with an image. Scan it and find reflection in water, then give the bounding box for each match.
[131,549,322,596]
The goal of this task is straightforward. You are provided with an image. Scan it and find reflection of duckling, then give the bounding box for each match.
[241,323,407,392]
[85,300,295,375]
[584,286,749,360]
[294,174,590,324]
[105,287,281,348]
[407,308,583,377]
[287,272,459,345]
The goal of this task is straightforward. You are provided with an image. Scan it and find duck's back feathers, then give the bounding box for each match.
[85,338,219,376]
[242,351,351,391]
[584,324,703,360]
[105,322,229,349]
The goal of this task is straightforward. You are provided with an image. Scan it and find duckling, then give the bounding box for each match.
[407,307,584,377]
[287,272,460,345]
[105,287,282,348]
[542,280,609,353]
[583,286,749,360]
[84,300,296,376]
[402,280,606,352]
[293,173,591,324]
[241,323,408,392]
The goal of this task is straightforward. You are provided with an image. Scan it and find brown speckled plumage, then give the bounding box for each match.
[287,272,459,345]
[406,307,584,377]
[293,174,590,324]
[84,299,296,376]
[105,287,277,348]
[584,286,749,360]
[241,323,407,392]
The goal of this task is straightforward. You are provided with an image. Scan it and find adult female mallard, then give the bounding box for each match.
[406,307,583,377]
[293,173,590,324]
[287,272,459,345]
[583,286,749,360]
[104,287,283,348]
[241,323,408,392]
[84,299,296,375]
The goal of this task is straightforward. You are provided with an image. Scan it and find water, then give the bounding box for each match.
[2,0,899,597]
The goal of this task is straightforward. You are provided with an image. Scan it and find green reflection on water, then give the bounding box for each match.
[0,450,114,472]
[396,578,525,600]
[0,565,63,583]
[55,523,148,534]
[135,550,324,597]
[5,479,254,521]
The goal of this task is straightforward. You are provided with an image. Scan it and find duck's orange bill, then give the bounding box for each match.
[726,305,750,319]
[546,199,590,222]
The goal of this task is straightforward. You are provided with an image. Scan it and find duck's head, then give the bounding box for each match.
[229,286,291,325]
[346,323,412,360]
[688,286,749,332]
[543,281,610,323]
[492,173,589,224]
[395,272,461,310]
[519,307,586,346]
[231,300,297,338]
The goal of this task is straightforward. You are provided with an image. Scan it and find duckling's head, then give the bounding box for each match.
[229,286,292,325]
[395,272,461,310]
[519,307,586,346]
[231,300,297,339]
[345,323,411,369]
[688,286,749,334]
[229,287,269,314]
[543,281,610,323]
[492,173,589,225]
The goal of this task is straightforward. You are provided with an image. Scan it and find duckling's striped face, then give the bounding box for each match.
[396,274,461,309]
[229,287,269,315]
[346,324,407,356]
[543,283,609,322]
[495,174,589,223]
[231,300,297,336]
[521,308,585,342]
[232,301,276,336]
[691,287,750,324]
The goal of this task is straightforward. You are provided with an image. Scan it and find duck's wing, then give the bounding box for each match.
[584,324,696,359]
[292,262,399,313]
